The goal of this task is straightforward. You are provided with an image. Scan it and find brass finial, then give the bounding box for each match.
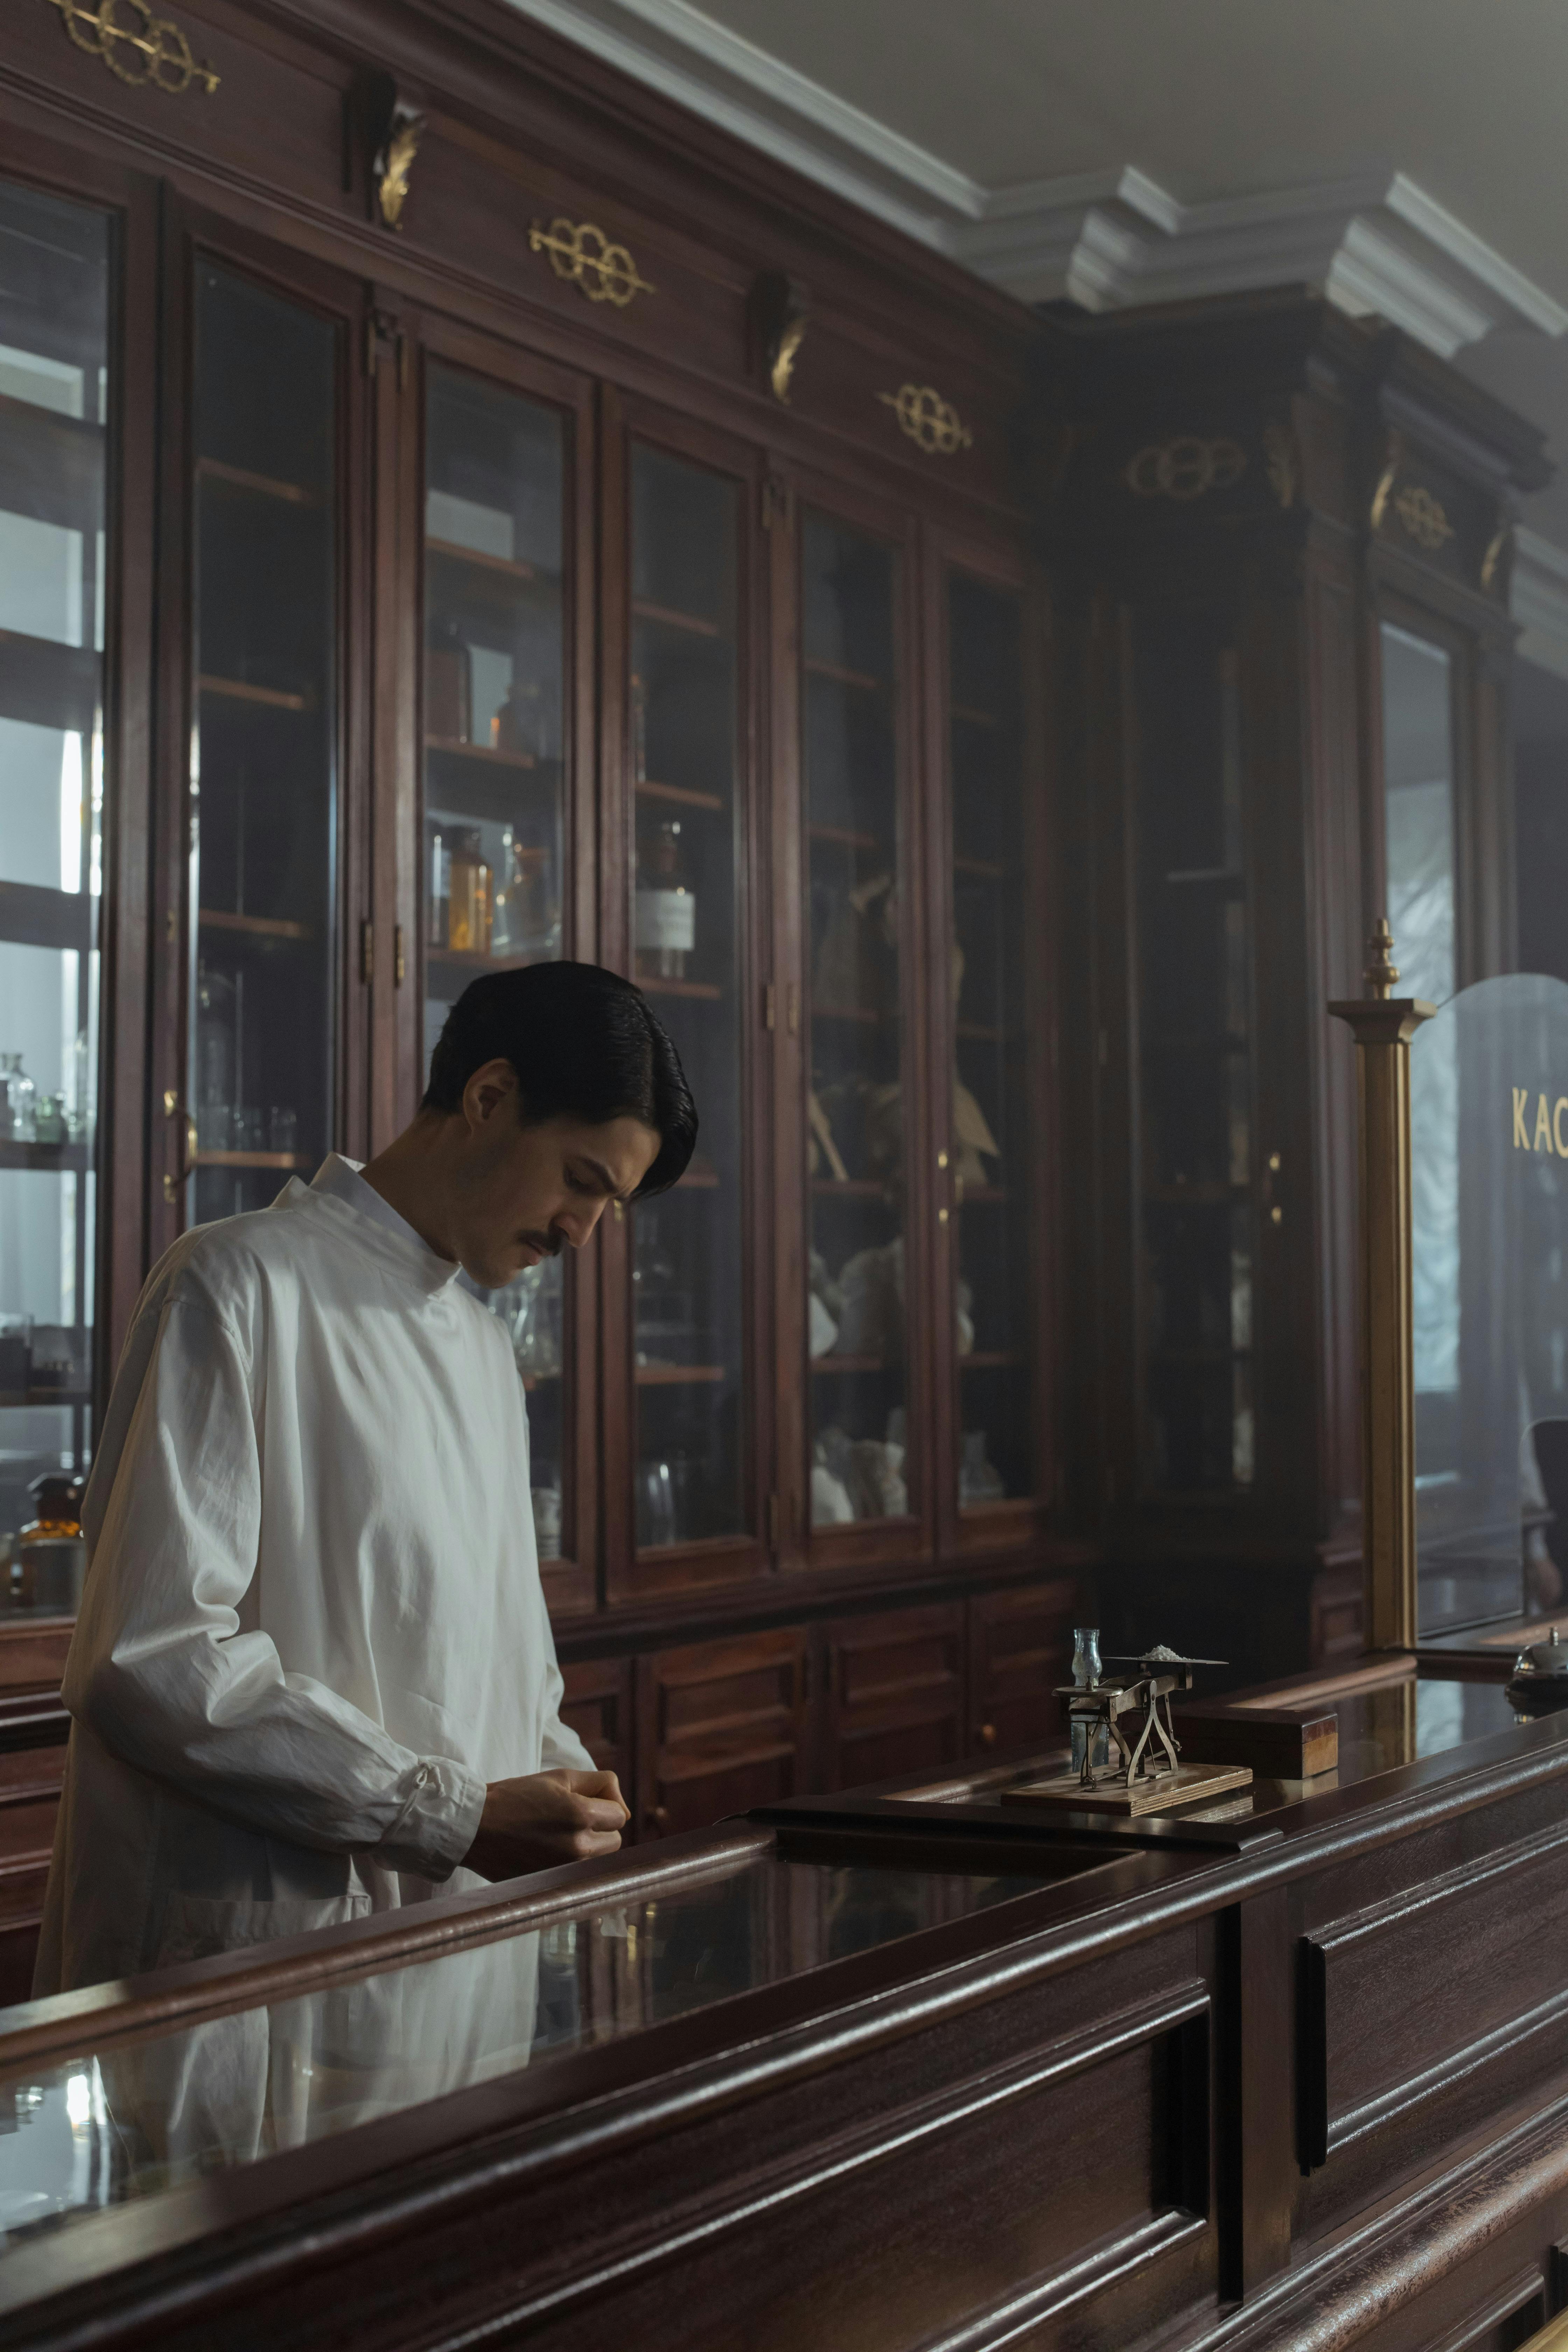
[1365,919,1399,1001]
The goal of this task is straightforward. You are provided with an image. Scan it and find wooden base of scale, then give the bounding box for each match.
[1000,1760,1254,1817]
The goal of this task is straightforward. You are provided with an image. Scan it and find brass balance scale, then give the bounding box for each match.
[1001,1644,1254,1818]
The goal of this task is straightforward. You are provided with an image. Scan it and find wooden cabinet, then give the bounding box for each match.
[636,1628,810,1841]
[813,1603,965,1791]
[558,1656,634,1787]
[967,1579,1075,1761]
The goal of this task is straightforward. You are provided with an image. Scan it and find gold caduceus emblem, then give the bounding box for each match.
[528,219,654,308]
[877,383,973,457]
[48,0,220,93]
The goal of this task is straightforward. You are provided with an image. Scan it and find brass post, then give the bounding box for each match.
[1329,921,1435,1653]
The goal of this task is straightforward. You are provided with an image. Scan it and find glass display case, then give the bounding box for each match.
[186,268,337,1229]
[422,365,569,1559]
[627,443,746,1551]
[945,573,1032,1511]
[802,513,913,1530]
[1132,608,1256,1495]
[0,182,110,1598]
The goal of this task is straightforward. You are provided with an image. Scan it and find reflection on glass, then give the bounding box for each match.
[947,575,1032,1508]
[1411,976,1568,1633]
[1133,611,1255,1491]
[188,271,335,1242]
[803,514,909,1526]
[629,446,744,1547]
[0,1857,1044,2249]
[0,184,110,1595]
[423,369,568,1550]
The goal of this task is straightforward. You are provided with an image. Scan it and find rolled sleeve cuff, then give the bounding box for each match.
[371,1754,488,1881]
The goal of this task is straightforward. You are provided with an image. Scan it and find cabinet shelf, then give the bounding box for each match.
[0,879,93,954]
[637,780,726,812]
[427,947,546,978]
[199,909,312,941]
[200,674,314,713]
[955,1021,1003,1042]
[1143,1181,1247,1206]
[805,657,883,691]
[1148,1345,1252,1366]
[812,1001,883,1026]
[0,392,103,534]
[0,1387,92,1409]
[960,1185,1009,1205]
[632,598,722,638]
[954,855,1006,881]
[812,1354,890,1375]
[197,456,321,507]
[812,1178,886,1198]
[674,1162,720,1189]
[961,1351,1023,1371]
[425,736,536,771]
[427,537,538,584]
[635,1364,725,1385]
[0,627,99,735]
[193,1150,314,1171]
[0,1139,89,1172]
[950,702,1003,730]
[638,977,723,1001]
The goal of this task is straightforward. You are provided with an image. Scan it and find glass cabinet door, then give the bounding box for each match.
[945,573,1034,1513]
[1132,607,1256,1494]
[627,443,746,1552]
[0,182,111,1597]
[802,513,913,1531]
[422,365,569,1560]
[188,268,337,1225]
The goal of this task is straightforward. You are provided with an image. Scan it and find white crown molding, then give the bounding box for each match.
[1514,528,1568,682]
[502,0,1568,358]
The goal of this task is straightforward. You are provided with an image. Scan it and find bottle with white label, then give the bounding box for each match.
[635,820,695,981]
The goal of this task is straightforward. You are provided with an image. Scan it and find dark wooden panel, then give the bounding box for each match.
[559,1656,633,1798]
[0,628,98,733]
[966,1578,1075,1761]
[817,1604,965,1793]
[636,1628,808,1839]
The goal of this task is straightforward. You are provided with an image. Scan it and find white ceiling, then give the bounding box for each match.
[509,0,1568,574]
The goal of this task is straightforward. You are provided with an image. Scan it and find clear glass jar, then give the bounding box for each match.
[0,1052,36,1143]
[1070,1627,1111,1774]
[448,827,492,955]
[13,1474,87,1615]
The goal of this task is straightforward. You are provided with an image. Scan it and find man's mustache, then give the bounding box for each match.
[520,1228,564,1259]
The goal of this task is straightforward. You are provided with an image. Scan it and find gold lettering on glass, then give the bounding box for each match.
[1124,436,1246,501]
[47,0,219,92]
[877,384,973,456]
[1394,484,1454,552]
[1536,1092,1554,1153]
[527,219,654,308]
[1515,1086,1532,1149]
[1555,1098,1568,1157]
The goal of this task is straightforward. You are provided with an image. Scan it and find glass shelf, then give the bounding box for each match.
[946,573,1033,1513]
[187,267,337,1233]
[803,513,910,1529]
[0,180,111,1571]
[422,365,570,1560]
[629,443,746,1554]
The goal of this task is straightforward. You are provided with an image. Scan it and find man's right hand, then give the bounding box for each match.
[461,1768,629,1882]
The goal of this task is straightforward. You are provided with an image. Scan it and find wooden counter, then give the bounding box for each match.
[1,1658,1567,2350]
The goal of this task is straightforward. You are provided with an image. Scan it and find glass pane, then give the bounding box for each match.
[1381,623,1456,1007]
[0,183,110,1608]
[1133,610,1256,1493]
[947,574,1032,1508]
[629,446,743,1546]
[803,514,909,1526]
[0,1854,1051,2241]
[423,367,568,1557]
[188,270,336,1239]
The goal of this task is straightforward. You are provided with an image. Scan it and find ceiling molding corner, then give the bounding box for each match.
[501,0,1568,361]
[1514,527,1568,679]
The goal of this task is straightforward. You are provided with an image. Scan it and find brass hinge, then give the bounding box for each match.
[763,982,776,1032]
[360,918,374,983]
[394,924,406,987]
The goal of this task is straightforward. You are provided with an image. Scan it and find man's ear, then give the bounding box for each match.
[463,1057,519,1133]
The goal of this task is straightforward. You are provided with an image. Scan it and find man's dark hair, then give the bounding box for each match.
[423,961,697,1197]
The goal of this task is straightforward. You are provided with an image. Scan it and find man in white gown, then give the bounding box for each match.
[35,959,697,2003]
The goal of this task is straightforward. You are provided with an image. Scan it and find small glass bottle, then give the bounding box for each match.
[635,820,695,981]
[427,824,450,951]
[0,1054,36,1143]
[426,617,472,744]
[14,1474,87,1615]
[448,828,492,955]
[1070,1626,1111,1776]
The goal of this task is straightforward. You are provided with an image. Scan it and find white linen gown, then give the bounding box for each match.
[34,1153,593,2003]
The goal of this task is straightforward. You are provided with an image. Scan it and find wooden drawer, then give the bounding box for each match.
[558,1656,634,1797]
[966,1579,1076,1761]
[816,1604,965,1794]
[636,1629,808,1842]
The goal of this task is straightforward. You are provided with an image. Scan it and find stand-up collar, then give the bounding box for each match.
[281,1154,462,1297]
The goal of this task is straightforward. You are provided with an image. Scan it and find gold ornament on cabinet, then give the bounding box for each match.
[528,218,654,308]
[373,105,425,232]
[1124,436,1246,500]
[1394,483,1454,552]
[1369,432,1405,532]
[878,384,972,457]
[750,272,809,406]
[47,0,219,93]
[1481,525,1511,595]
[1262,421,1298,510]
